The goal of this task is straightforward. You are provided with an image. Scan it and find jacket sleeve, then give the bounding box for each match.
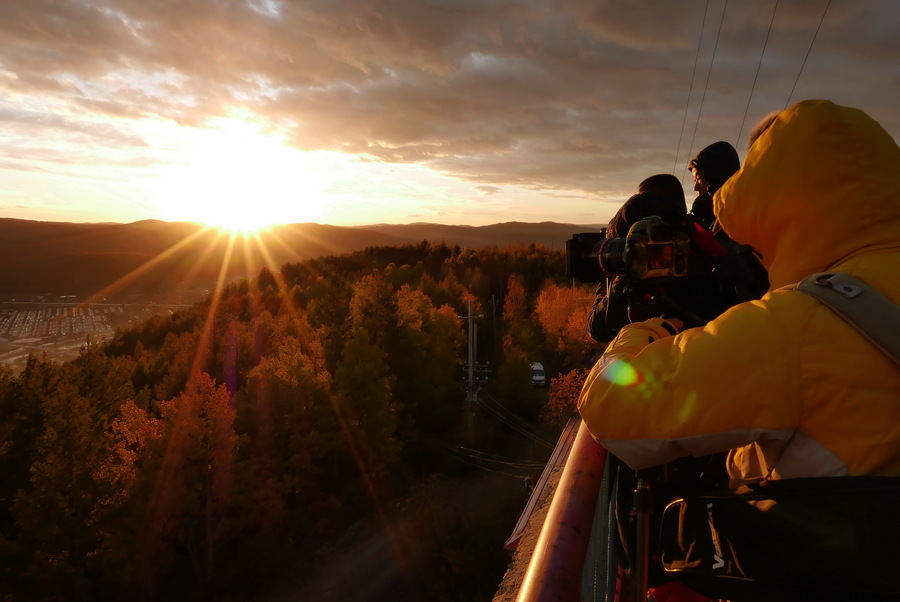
[577,295,805,471]
[587,277,636,344]
[586,281,613,343]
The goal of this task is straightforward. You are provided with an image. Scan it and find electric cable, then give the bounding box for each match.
[479,393,536,427]
[478,403,553,449]
[685,0,729,182]
[736,0,779,148]
[478,393,556,448]
[785,0,831,108]
[454,444,546,466]
[477,399,555,449]
[673,0,711,175]
[446,453,527,478]
[427,438,545,478]
[450,446,545,470]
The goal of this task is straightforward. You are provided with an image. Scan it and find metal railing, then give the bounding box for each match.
[516,421,607,602]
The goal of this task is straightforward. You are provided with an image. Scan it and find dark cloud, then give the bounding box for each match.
[1,0,899,213]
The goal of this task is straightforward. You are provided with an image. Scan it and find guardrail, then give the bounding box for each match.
[516,421,607,602]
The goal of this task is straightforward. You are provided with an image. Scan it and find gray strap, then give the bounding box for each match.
[785,272,900,368]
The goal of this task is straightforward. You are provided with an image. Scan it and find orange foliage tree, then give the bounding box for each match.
[540,367,590,429]
[535,283,597,366]
[139,372,238,590]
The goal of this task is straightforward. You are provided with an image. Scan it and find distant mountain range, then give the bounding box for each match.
[0,218,597,299]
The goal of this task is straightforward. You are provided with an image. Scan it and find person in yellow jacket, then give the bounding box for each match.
[577,99,900,483]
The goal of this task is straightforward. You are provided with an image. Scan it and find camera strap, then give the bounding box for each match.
[783,272,900,368]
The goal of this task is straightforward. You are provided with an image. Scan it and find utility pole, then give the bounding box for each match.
[461,300,483,442]
[464,299,483,409]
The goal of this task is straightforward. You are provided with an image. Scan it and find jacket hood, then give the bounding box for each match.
[714,99,900,289]
[606,191,687,238]
[689,141,740,185]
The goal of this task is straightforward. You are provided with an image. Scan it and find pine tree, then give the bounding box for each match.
[334,327,400,496]
[12,345,135,599]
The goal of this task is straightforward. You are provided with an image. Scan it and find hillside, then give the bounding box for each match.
[359,222,583,251]
[0,240,588,601]
[0,218,596,298]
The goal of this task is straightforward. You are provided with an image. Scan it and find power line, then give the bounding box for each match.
[479,393,552,441]
[736,0,779,149]
[685,0,729,183]
[478,400,555,449]
[785,0,831,108]
[450,445,545,470]
[445,453,527,478]
[454,444,544,465]
[478,393,555,448]
[673,0,711,175]
[428,438,545,478]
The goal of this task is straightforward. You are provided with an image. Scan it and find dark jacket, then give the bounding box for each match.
[588,192,688,344]
[587,190,768,345]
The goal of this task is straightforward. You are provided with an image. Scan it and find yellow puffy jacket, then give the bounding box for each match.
[577,100,900,482]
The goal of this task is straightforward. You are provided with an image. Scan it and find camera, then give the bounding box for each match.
[566,216,691,283]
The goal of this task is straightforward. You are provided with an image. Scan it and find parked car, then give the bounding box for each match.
[530,362,547,387]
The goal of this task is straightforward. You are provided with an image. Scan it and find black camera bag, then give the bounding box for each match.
[659,477,900,601]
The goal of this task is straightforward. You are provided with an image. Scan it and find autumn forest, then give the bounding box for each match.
[0,241,596,601]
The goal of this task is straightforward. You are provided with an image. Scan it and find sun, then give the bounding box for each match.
[147,114,331,233]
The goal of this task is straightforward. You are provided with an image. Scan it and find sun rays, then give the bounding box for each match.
[89,220,407,572]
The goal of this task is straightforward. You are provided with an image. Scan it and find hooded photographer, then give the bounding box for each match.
[586,178,688,343]
[579,99,900,483]
[584,172,766,345]
[688,140,741,230]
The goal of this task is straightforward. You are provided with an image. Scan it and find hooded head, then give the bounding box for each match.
[689,141,741,195]
[606,191,687,239]
[637,173,686,209]
[714,99,900,289]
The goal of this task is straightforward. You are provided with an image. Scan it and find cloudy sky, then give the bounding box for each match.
[2,0,899,229]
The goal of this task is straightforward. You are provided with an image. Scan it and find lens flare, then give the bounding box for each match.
[602,359,641,387]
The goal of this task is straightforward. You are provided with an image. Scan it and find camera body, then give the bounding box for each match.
[566,216,691,283]
[570,214,769,341]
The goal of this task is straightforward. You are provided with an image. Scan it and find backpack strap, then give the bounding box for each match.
[784,272,900,367]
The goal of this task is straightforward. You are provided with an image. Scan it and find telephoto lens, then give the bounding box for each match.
[565,231,607,282]
[598,237,628,276]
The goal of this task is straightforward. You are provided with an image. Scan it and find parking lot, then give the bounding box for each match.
[0,301,190,372]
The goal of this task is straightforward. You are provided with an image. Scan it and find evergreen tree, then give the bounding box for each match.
[334,327,400,497]
[392,286,465,460]
[12,346,135,599]
[0,358,56,593]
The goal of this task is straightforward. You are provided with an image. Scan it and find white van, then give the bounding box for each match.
[530,362,547,387]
